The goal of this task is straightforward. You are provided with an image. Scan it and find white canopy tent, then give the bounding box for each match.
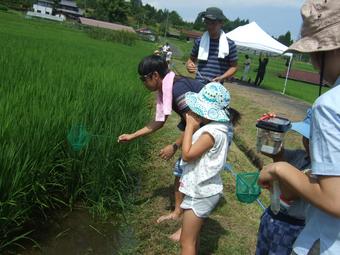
[226,21,293,94]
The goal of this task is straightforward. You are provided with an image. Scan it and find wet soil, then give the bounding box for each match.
[18,208,121,255]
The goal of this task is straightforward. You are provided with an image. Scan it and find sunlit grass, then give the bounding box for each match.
[0,11,153,251]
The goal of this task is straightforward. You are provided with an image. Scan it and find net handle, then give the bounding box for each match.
[225,164,266,211]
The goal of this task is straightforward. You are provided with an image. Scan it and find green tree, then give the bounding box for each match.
[94,0,129,24]
[169,10,184,27]
[276,31,293,47]
[223,17,249,32]
[193,12,204,31]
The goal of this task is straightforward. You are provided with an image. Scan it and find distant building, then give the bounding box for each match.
[34,0,53,14]
[57,0,83,19]
[181,29,203,41]
[79,17,136,33]
[167,29,181,39]
[27,0,65,21]
[26,0,83,21]
[135,28,156,41]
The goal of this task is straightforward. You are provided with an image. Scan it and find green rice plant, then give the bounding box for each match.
[0,11,154,252]
[84,26,139,46]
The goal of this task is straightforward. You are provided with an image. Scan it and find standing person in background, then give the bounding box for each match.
[258,0,340,254]
[186,7,238,85]
[242,54,251,81]
[165,49,173,65]
[254,53,269,86]
[162,42,170,54]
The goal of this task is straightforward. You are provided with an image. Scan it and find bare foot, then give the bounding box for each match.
[169,228,182,242]
[156,210,182,223]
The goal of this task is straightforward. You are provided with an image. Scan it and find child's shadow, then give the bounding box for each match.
[150,185,175,210]
[200,217,229,255]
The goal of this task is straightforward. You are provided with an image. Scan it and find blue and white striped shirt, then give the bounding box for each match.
[191,35,238,84]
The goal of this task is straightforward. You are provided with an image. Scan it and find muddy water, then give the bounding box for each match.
[18,208,135,255]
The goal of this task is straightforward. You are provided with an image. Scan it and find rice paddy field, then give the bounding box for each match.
[0,10,154,251]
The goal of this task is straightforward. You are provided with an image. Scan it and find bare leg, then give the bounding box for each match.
[180,209,204,255]
[169,227,182,242]
[157,176,184,223]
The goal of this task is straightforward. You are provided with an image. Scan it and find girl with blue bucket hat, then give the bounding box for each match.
[178,82,233,254]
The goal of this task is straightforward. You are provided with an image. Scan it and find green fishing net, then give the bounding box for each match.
[236,172,261,204]
[67,124,92,151]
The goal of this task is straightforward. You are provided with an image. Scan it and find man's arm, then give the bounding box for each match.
[186,57,197,73]
[186,39,199,73]
[212,61,238,82]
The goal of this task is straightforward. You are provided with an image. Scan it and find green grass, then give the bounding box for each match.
[0,11,154,251]
[167,37,194,60]
[235,53,328,104]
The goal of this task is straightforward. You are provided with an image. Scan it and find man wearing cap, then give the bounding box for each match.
[258,0,340,254]
[186,7,238,85]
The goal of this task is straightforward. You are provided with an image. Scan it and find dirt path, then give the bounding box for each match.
[225,80,311,121]
[225,80,312,169]
[168,42,183,58]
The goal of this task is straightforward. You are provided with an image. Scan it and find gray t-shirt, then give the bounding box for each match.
[280,149,310,220]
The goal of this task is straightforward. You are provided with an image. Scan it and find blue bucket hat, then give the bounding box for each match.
[290,108,312,139]
[185,82,230,122]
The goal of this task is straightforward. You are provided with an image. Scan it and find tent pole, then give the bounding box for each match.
[282,55,293,95]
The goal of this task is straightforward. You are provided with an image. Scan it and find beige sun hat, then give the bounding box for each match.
[286,0,340,53]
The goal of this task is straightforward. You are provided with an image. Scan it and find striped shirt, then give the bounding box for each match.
[172,77,204,131]
[191,35,238,84]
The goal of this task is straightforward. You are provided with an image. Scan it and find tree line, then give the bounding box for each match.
[0,0,293,46]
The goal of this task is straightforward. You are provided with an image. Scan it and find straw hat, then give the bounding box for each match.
[286,0,340,53]
[185,82,230,122]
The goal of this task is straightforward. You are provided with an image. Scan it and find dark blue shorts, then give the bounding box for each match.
[255,209,304,255]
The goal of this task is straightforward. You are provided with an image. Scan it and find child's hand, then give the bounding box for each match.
[186,60,197,73]
[185,112,201,130]
[212,75,224,83]
[117,133,135,143]
[258,162,279,189]
[159,144,176,160]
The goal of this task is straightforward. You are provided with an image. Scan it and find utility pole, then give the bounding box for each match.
[164,10,169,40]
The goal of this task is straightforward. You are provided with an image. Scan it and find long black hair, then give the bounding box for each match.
[138,55,169,78]
[229,107,241,126]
